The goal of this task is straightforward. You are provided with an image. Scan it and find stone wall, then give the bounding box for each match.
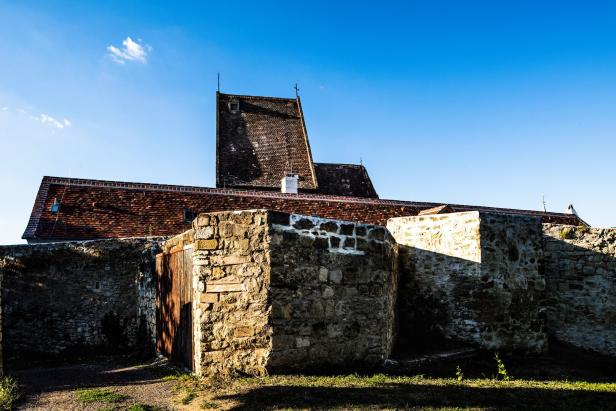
[191,210,271,377]
[0,238,163,367]
[543,225,616,356]
[188,209,398,376]
[388,212,546,353]
[268,212,398,371]
[0,269,2,375]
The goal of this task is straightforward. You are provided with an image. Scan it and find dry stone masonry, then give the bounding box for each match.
[172,209,398,376]
[268,212,398,371]
[2,208,616,374]
[0,237,163,367]
[388,212,547,353]
[543,225,616,357]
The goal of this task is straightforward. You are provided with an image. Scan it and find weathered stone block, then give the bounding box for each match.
[200,293,219,303]
[329,269,343,284]
[293,218,315,230]
[205,282,246,293]
[318,267,328,282]
[195,239,219,250]
[233,326,255,338]
[320,221,339,232]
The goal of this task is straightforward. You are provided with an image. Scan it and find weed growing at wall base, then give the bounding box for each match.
[0,376,20,410]
[456,365,464,382]
[494,353,510,381]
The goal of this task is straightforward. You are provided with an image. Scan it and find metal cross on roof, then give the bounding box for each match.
[294,83,300,97]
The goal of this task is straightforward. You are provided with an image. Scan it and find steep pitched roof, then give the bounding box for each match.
[314,163,378,198]
[216,92,317,190]
[23,176,586,242]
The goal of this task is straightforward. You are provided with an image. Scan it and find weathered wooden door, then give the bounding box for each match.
[156,246,194,370]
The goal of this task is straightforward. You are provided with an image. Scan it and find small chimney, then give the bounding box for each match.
[281,174,299,194]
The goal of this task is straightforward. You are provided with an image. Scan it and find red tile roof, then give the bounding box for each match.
[216,92,318,190]
[23,176,586,242]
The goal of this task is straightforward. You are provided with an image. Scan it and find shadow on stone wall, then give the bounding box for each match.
[0,238,160,369]
[394,241,546,357]
[543,231,616,358]
[394,244,481,356]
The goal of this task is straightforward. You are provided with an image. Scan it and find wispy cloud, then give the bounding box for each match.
[15,107,72,130]
[107,37,151,64]
[36,113,71,129]
[1,106,8,111]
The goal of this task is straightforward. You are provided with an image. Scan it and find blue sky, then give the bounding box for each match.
[1,1,615,244]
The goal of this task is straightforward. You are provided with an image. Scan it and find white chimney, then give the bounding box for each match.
[281,175,299,194]
[565,203,578,216]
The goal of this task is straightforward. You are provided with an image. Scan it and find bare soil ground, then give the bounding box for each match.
[13,357,181,410]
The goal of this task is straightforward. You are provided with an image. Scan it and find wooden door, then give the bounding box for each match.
[156,246,193,370]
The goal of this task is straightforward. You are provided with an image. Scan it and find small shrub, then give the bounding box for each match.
[181,390,197,405]
[201,399,220,409]
[75,388,126,404]
[494,353,510,381]
[559,227,575,240]
[0,376,20,410]
[456,365,464,382]
[128,404,163,411]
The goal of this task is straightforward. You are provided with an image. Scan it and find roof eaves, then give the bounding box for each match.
[22,176,52,239]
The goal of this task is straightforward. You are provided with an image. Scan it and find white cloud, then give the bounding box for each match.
[1,107,8,111]
[36,113,72,129]
[107,37,151,64]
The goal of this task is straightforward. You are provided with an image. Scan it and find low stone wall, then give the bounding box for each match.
[0,238,163,367]
[188,209,398,376]
[388,212,546,353]
[543,225,616,356]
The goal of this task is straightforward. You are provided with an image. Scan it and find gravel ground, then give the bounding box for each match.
[12,357,184,410]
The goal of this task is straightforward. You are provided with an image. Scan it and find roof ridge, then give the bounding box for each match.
[218,92,296,102]
[37,176,578,218]
[315,162,365,168]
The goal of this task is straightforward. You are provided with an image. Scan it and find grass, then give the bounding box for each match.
[127,404,164,411]
[212,373,616,410]
[161,370,197,383]
[0,376,20,411]
[181,389,197,405]
[156,354,616,409]
[75,387,126,404]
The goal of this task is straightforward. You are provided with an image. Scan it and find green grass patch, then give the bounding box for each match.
[127,404,164,411]
[200,399,220,409]
[75,388,126,404]
[0,376,20,411]
[181,389,197,405]
[161,370,196,383]
[225,374,616,410]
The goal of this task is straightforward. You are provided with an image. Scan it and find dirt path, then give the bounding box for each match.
[12,357,187,410]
